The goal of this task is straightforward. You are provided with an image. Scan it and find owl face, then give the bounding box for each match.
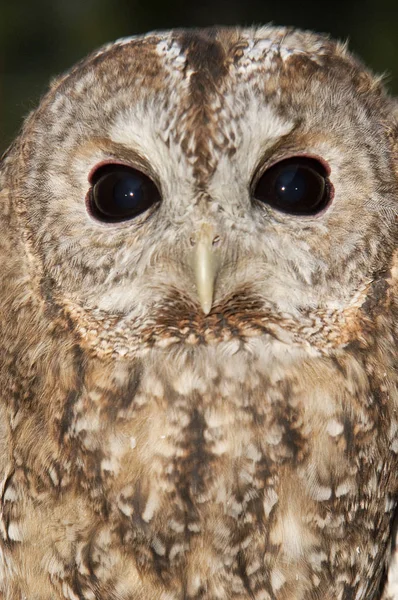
[14,27,398,352]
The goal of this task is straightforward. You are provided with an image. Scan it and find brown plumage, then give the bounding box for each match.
[1,26,398,599]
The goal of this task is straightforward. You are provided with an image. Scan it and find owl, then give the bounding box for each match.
[1,24,398,600]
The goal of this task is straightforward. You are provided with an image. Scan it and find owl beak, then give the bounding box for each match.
[191,223,221,315]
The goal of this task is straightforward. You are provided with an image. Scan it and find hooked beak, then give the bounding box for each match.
[191,223,221,315]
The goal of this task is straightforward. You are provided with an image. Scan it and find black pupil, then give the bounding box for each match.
[276,166,311,203]
[90,165,159,222]
[254,158,329,215]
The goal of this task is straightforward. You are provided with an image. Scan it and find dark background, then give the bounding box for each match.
[2,0,398,152]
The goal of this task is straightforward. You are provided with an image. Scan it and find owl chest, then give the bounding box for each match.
[6,344,398,600]
[67,344,398,599]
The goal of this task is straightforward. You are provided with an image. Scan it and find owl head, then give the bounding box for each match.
[2,26,398,356]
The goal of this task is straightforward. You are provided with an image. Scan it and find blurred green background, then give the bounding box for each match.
[1,0,398,152]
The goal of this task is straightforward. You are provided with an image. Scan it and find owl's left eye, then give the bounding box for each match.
[253,157,331,216]
[88,164,161,223]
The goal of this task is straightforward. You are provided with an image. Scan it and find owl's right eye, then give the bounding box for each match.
[88,164,161,223]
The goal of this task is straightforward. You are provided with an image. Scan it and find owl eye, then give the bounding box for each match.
[88,164,161,223]
[254,157,331,215]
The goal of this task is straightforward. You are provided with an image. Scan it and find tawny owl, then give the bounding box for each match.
[1,24,398,600]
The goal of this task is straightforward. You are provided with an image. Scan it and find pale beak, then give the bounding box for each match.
[191,223,221,315]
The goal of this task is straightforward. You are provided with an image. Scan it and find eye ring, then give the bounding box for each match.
[253,156,333,216]
[87,163,161,223]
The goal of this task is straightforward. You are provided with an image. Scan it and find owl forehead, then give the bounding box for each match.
[30,25,387,225]
[94,26,334,74]
[48,27,361,191]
